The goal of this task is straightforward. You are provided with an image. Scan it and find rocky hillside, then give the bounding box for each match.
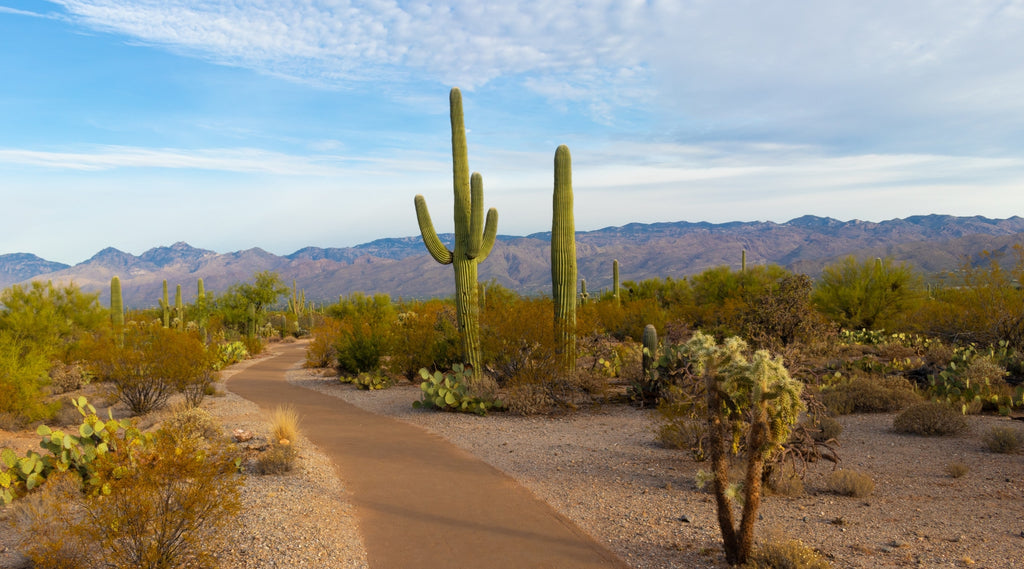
[3,215,1023,308]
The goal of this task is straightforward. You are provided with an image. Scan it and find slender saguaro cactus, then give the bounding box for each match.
[579,279,589,304]
[741,249,747,272]
[160,280,170,328]
[197,278,207,341]
[110,276,124,328]
[613,259,621,305]
[174,284,183,330]
[414,87,498,379]
[551,144,577,375]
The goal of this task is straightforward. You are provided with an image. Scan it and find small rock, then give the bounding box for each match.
[233,429,254,442]
[678,515,691,523]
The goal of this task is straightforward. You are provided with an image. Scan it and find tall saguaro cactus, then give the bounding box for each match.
[414,87,498,378]
[551,145,577,375]
[110,276,124,328]
[174,284,184,330]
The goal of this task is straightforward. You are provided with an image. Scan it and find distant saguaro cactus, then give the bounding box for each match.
[551,144,577,375]
[159,280,170,328]
[613,259,620,305]
[642,324,658,379]
[414,87,498,379]
[579,279,589,304]
[110,276,124,328]
[174,284,183,330]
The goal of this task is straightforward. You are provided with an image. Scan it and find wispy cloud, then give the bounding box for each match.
[0,145,443,175]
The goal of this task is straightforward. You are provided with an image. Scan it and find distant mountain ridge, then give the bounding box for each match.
[4,215,1024,308]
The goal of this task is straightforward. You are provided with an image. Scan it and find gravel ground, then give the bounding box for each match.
[4,342,1024,568]
[290,368,1024,569]
[0,345,369,569]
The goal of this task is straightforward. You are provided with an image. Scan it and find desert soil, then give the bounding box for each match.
[3,340,1024,568]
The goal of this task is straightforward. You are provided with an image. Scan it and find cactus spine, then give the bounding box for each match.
[414,87,498,379]
[110,276,124,328]
[551,144,577,375]
[613,259,620,305]
[160,280,170,328]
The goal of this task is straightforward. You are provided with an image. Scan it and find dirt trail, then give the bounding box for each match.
[228,342,630,569]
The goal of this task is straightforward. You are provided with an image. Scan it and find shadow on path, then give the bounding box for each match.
[228,342,630,569]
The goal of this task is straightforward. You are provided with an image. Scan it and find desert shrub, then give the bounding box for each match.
[743,274,837,352]
[269,405,300,444]
[162,405,221,443]
[982,425,1024,454]
[826,469,875,498]
[820,375,920,415]
[91,322,216,414]
[0,281,105,363]
[328,292,396,375]
[388,300,461,379]
[0,330,59,423]
[656,384,708,459]
[49,361,91,394]
[241,334,265,356]
[945,462,969,478]
[80,430,240,568]
[306,318,343,368]
[893,401,969,436]
[765,463,805,497]
[811,415,843,442]
[812,256,922,331]
[744,537,832,569]
[7,470,95,569]
[255,442,298,475]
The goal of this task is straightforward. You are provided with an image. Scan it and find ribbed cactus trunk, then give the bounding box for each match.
[110,276,124,328]
[580,279,589,304]
[551,145,577,376]
[174,284,183,331]
[414,88,498,381]
[160,280,170,328]
[741,249,747,272]
[613,259,620,305]
[642,324,658,378]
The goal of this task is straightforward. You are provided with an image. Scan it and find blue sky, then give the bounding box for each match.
[2,1,1024,265]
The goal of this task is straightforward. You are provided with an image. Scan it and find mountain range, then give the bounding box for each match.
[3,214,1024,309]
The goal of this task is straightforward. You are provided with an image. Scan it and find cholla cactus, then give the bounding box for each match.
[685,332,804,565]
[414,88,498,379]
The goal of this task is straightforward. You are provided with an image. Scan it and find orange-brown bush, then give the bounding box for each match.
[89,322,216,414]
[893,401,969,436]
[12,429,241,569]
[820,374,920,415]
[389,300,461,379]
[306,317,343,368]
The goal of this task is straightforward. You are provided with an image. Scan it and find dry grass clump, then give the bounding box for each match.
[893,401,969,436]
[766,464,805,498]
[270,405,300,444]
[744,536,832,569]
[820,375,919,415]
[826,469,875,498]
[982,426,1024,454]
[946,462,970,478]
[162,404,222,443]
[810,414,843,442]
[255,443,298,475]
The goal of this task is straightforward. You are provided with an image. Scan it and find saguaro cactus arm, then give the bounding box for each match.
[467,172,499,261]
[414,195,454,264]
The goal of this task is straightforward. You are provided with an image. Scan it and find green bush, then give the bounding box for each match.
[389,300,461,379]
[0,331,59,423]
[893,401,969,436]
